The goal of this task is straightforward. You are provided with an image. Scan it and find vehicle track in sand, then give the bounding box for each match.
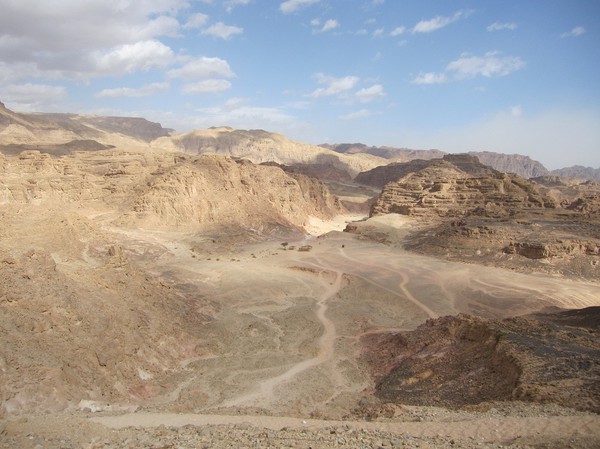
[221,268,344,408]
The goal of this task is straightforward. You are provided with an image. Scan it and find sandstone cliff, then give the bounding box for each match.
[322,143,445,161]
[0,149,343,235]
[153,127,385,179]
[0,103,170,149]
[369,160,550,218]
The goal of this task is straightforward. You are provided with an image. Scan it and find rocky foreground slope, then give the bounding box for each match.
[362,308,600,414]
[0,147,345,415]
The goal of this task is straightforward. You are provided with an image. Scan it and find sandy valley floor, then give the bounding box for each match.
[2,213,599,448]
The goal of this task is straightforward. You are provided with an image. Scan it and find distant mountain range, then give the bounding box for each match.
[324,143,600,182]
[1,100,597,182]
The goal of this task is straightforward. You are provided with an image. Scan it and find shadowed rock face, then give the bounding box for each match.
[355,154,498,189]
[362,309,600,412]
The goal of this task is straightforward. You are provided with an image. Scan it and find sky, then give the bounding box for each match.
[1,0,599,169]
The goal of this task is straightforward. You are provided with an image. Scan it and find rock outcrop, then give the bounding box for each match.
[355,154,498,189]
[552,165,600,182]
[370,160,552,219]
[0,149,343,235]
[152,127,385,179]
[322,143,445,161]
[468,151,549,178]
[362,309,600,412]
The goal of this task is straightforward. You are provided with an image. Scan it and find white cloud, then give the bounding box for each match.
[167,57,235,80]
[561,26,586,38]
[314,19,339,33]
[390,26,405,36]
[373,28,385,37]
[340,109,375,120]
[96,82,170,98]
[487,22,517,32]
[412,52,524,84]
[308,73,360,98]
[184,13,209,29]
[412,72,448,85]
[412,9,473,34]
[225,0,252,13]
[0,0,185,80]
[280,0,320,14]
[3,83,66,110]
[355,84,385,103]
[93,40,174,75]
[446,51,525,79]
[202,22,244,40]
[193,97,298,130]
[182,79,232,94]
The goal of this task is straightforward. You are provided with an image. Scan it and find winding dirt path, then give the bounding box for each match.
[92,411,600,443]
[221,269,344,408]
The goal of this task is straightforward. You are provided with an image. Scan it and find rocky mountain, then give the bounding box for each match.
[551,165,600,182]
[355,154,499,189]
[327,141,600,183]
[0,101,171,149]
[152,127,385,179]
[0,149,342,236]
[369,159,552,219]
[468,151,549,178]
[322,143,445,161]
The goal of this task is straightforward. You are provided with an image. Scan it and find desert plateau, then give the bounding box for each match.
[1,101,599,449]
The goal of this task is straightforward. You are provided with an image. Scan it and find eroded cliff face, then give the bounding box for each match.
[370,160,553,219]
[0,149,343,234]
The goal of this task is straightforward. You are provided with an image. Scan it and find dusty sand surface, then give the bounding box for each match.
[2,214,599,448]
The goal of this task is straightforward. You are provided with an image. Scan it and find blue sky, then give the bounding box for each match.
[1,0,598,169]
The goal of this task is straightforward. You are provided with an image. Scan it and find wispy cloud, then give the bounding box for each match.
[308,73,360,98]
[412,51,525,84]
[202,22,243,40]
[184,13,209,30]
[93,40,174,75]
[167,57,235,80]
[3,83,66,110]
[280,0,320,14]
[447,51,525,78]
[487,22,517,32]
[194,97,298,130]
[412,72,448,85]
[340,109,375,120]
[389,26,405,36]
[561,26,586,38]
[96,82,170,98]
[355,84,385,103]
[412,9,473,34]
[181,79,231,94]
[225,0,252,13]
[312,18,339,33]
